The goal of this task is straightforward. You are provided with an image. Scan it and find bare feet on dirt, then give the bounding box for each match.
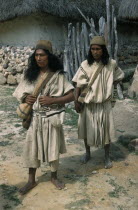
[81,153,91,164]
[51,178,65,190]
[51,171,65,190]
[105,158,113,169]
[19,182,37,195]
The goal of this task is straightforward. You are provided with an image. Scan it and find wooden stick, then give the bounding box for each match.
[83,22,89,56]
[114,17,118,63]
[67,23,74,78]
[76,22,81,66]
[117,83,124,99]
[80,23,85,61]
[111,5,115,58]
[64,43,72,80]
[99,17,105,36]
[72,26,79,72]
[113,16,124,99]
[106,0,112,57]
[77,7,91,26]
[77,7,98,35]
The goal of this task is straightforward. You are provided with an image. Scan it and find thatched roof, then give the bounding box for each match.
[118,0,138,21]
[0,0,120,22]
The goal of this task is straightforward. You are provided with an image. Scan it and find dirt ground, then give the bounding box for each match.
[0,85,138,210]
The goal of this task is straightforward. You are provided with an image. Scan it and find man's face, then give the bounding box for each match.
[91,45,103,61]
[35,49,48,68]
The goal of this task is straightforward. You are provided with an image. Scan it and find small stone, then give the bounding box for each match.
[24,47,28,50]
[25,61,28,65]
[20,62,25,66]
[16,74,22,83]
[128,65,138,99]
[0,73,7,84]
[3,63,9,69]
[26,51,31,55]
[11,69,17,75]
[6,67,12,72]
[128,139,138,151]
[31,46,35,50]
[124,162,129,166]
[4,72,10,77]
[0,50,3,55]
[0,66,3,72]
[21,58,25,62]
[91,170,98,174]
[15,58,20,64]
[5,59,10,64]
[16,67,23,73]
[4,49,8,53]
[7,74,17,85]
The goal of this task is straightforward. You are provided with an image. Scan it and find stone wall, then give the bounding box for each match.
[118,43,138,68]
[0,46,34,85]
[0,43,137,85]
[0,46,63,85]
[117,23,138,69]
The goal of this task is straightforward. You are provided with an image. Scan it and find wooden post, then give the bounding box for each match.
[106,0,112,57]
[111,5,115,58]
[68,23,74,78]
[77,8,98,36]
[72,26,79,72]
[113,16,124,99]
[80,23,85,61]
[76,22,81,66]
[83,22,89,56]
[99,17,105,36]
[114,16,118,63]
[64,44,71,80]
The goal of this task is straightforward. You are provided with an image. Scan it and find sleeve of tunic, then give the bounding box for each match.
[63,74,74,94]
[113,61,124,82]
[49,73,74,97]
[12,75,34,102]
[72,66,89,88]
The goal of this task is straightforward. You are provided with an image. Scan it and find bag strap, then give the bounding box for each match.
[78,64,104,101]
[32,72,55,97]
[87,64,104,89]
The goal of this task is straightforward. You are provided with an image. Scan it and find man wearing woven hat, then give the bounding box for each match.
[13,40,74,194]
[72,36,124,168]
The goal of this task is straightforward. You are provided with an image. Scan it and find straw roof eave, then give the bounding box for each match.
[0,0,120,22]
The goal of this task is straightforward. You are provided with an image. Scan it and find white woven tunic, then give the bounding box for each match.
[72,59,124,147]
[13,71,74,167]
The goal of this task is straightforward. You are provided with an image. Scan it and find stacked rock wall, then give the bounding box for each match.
[118,44,138,67]
[0,45,63,85]
[0,44,137,86]
[0,46,35,85]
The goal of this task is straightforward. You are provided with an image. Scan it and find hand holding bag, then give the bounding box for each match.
[16,72,54,129]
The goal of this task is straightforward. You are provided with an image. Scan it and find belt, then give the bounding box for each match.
[39,104,64,112]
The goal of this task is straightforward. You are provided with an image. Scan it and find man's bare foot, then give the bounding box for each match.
[51,171,65,190]
[81,153,91,164]
[105,158,113,169]
[51,178,65,190]
[19,182,37,195]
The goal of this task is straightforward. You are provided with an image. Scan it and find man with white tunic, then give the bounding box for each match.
[72,36,124,168]
[13,40,74,194]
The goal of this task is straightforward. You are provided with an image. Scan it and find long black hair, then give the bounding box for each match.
[87,45,110,66]
[24,49,63,82]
